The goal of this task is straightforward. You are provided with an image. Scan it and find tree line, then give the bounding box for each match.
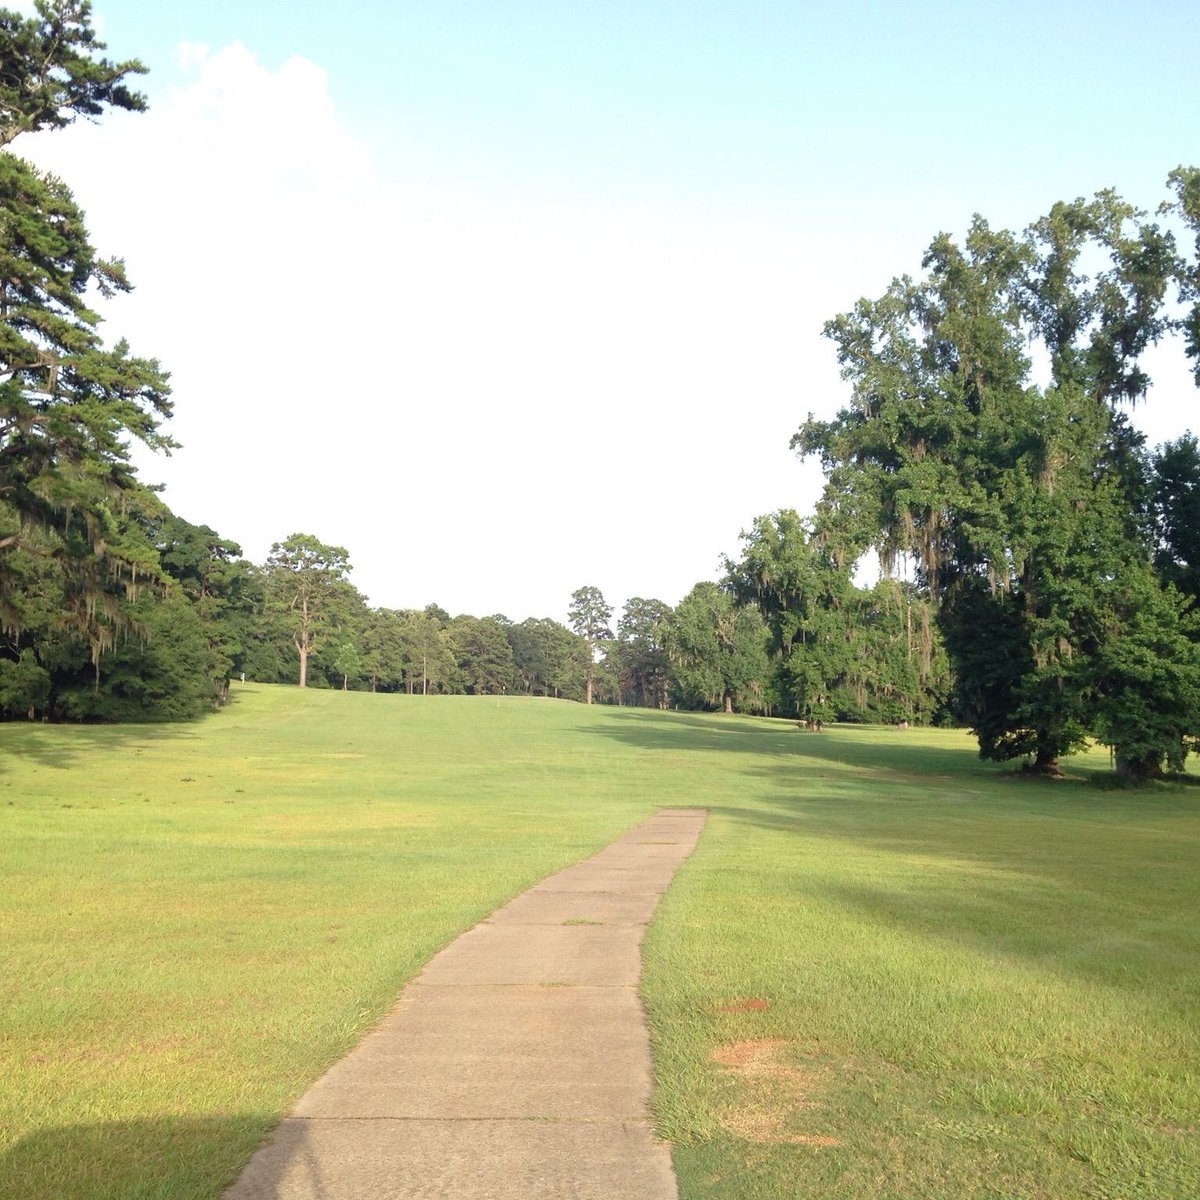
[2,4,1198,778]
[579,515,950,725]
[0,508,952,723]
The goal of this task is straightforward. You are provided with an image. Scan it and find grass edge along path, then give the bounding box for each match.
[223,807,706,1199]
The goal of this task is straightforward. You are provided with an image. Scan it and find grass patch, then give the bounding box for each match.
[0,686,657,1199]
[1,690,1197,1199]
[630,715,1200,1199]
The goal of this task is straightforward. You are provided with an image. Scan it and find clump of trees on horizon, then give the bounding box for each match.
[2,4,1199,781]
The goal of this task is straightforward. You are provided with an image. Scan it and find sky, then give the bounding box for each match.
[14,0,1200,622]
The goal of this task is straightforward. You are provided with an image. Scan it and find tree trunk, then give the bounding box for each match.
[723,691,733,714]
[585,670,594,705]
[1115,749,1162,781]
[1031,746,1060,775]
[298,596,311,688]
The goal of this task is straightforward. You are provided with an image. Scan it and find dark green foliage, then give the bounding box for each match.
[447,614,514,695]
[238,623,293,688]
[724,510,947,722]
[358,608,409,692]
[666,581,768,713]
[0,493,260,721]
[611,597,671,708]
[403,609,455,694]
[0,146,171,635]
[568,585,612,704]
[1164,166,1200,385]
[1085,565,1200,779]
[0,79,171,616]
[423,603,450,628]
[567,586,612,644]
[238,602,588,700]
[1151,434,1200,602]
[50,592,218,721]
[0,647,48,714]
[797,174,1200,776]
[262,533,353,688]
[506,616,586,699]
[0,1,147,146]
[0,0,220,723]
[836,579,948,724]
[153,514,258,704]
[940,578,1038,758]
[330,638,363,691]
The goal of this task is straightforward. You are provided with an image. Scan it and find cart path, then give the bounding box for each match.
[224,807,707,1200]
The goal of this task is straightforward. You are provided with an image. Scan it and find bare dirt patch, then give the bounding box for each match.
[711,1038,840,1147]
[712,1038,797,1074]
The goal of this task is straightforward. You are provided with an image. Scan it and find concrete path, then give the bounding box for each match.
[224,807,707,1200]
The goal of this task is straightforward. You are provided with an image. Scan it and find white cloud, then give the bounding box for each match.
[17,42,841,618]
[176,41,210,72]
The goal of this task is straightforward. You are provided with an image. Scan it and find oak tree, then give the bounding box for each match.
[797,179,1200,775]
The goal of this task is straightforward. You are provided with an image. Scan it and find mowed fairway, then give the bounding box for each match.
[1,687,1197,1199]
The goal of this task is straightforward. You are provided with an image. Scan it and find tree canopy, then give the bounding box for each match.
[796,174,1200,776]
[0,1,147,147]
[568,585,612,705]
[263,534,353,689]
[0,0,171,671]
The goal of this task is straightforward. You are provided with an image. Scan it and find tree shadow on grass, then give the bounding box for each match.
[652,793,1198,999]
[587,708,1009,781]
[589,708,1200,814]
[751,774,1198,982]
[2,1111,506,1199]
[0,687,275,774]
[0,1113,275,1200]
[587,710,1200,994]
[0,720,201,773]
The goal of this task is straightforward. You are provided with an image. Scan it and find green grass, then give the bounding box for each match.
[1,688,1197,1199]
[636,717,1200,1199]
